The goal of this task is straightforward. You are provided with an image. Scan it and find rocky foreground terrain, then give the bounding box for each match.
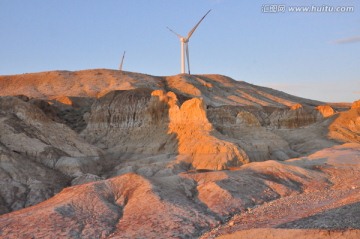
[0,69,359,238]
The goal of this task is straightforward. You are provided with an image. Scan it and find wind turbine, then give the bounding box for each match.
[167,10,211,74]
[119,51,126,71]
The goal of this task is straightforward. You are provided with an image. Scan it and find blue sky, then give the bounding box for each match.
[0,0,359,102]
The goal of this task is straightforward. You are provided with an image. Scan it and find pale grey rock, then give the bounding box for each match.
[236,111,261,127]
[54,156,101,177]
[0,96,102,214]
[0,147,69,215]
[0,96,101,159]
[71,173,104,186]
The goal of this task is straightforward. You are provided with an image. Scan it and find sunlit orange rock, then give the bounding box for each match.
[55,96,73,106]
[153,90,249,170]
[290,103,302,110]
[351,99,360,109]
[315,105,335,118]
[328,107,360,143]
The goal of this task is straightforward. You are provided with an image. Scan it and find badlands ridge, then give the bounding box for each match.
[0,69,359,238]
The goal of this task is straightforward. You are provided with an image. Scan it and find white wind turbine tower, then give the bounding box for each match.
[167,10,211,74]
[119,51,126,71]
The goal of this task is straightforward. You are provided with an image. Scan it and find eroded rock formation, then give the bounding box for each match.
[82,89,249,170]
[0,96,102,213]
[0,70,359,239]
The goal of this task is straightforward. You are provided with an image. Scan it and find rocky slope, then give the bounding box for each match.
[0,69,359,238]
[0,69,324,107]
[1,144,359,238]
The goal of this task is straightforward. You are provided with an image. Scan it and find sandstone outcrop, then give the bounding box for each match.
[328,107,360,143]
[269,104,317,128]
[315,105,335,118]
[267,104,337,129]
[159,90,250,170]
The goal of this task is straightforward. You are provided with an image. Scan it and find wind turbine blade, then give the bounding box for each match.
[186,43,190,74]
[119,51,126,71]
[167,26,183,39]
[186,9,211,40]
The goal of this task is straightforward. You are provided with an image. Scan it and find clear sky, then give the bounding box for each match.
[0,0,359,102]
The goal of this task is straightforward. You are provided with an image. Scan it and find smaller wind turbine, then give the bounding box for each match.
[167,10,211,74]
[119,51,126,71]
